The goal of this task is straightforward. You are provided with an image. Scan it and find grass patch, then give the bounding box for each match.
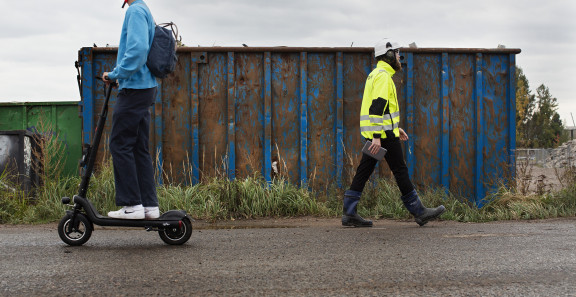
[157,176,335,221]
[0,126,575,224]
[1,159,575,224]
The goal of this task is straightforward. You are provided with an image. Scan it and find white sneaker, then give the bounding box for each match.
[144,207,160,219]
[108,205,145,219]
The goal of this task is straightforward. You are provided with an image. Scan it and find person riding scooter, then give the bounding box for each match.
[103,0,159,220]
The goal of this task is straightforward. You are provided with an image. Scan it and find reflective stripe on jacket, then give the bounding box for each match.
[359,61,400,139]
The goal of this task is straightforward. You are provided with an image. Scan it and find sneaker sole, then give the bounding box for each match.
[109,216,145,220]
[108,213,145,220]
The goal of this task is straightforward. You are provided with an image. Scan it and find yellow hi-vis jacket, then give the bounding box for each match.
[360,61,400,139]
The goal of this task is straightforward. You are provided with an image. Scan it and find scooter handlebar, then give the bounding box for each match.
[97,75,118,87]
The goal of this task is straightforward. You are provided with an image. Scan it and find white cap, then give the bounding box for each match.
[374,39,401,57]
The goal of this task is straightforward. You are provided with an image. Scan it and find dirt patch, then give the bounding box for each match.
[193,216,340,229]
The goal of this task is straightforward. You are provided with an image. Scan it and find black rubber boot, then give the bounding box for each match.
[401,189,445,226]
[342,213,373,227]
[414,205,446,226]
[342,190,372,227]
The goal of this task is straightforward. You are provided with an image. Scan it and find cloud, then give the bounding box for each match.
[0,0,574,122]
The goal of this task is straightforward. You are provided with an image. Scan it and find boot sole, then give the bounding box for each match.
[341,218,373,227]
[415,206,446,226]
[342,221,373,227]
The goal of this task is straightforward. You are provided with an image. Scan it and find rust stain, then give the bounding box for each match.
[162,56,190,183]
[91,56,118,169]
[482,56,511,187]
[412,54,441,189]
[198,53,228,180]
[235,53,264,178]
[307,53,336,189]
[271,53,300,184]
[342,54,370,184]
[449,55,475,197]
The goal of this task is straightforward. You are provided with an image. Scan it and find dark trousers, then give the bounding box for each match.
[110,87,158,207]
[349,137,414,196]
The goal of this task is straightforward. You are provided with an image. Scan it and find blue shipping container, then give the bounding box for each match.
[78,46,520,206]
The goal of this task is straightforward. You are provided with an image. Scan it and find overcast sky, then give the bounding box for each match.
[1,0,574,125]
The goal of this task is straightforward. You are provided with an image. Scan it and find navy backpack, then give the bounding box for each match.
[147,22,178,79]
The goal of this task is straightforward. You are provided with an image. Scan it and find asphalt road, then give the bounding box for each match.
[1,217,576,296]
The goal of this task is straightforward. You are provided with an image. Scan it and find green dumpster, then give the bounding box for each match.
[0,102,81,177]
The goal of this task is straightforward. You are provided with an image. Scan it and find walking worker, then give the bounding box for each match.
[103,0,159,219]
[342,39,445,227]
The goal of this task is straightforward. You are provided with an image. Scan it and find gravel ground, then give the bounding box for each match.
[1,217,576,296]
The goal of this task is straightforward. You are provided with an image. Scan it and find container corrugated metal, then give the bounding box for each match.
[78,46,520,206]
[0,102,82,176]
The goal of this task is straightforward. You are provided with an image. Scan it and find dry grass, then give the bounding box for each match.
[1,129,575,224]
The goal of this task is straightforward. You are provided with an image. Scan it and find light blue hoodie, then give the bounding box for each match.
[107,0,158,90]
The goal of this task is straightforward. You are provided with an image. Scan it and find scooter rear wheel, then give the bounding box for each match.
[58,213,92,246]
[159,218,192,245]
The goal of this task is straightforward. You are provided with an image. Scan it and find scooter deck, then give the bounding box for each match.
[90,209,160,221]
[71,195,189,228]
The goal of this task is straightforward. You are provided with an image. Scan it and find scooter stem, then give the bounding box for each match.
[77,83,115,198]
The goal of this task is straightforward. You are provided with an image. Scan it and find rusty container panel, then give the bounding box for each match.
[158,54,191,183]
[399,50,518,205]
[197,53,228,180]
[482,54,515,192]
[342,54,373,184]
[235,53,264,179]
[271,53,301,185]
[78,47,519,206]
[306,53,336,189]
[448,54,476,199]
[412,54,443,188]
[78,48,117,168]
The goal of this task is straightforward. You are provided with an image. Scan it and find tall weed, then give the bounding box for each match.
[1,135,575,224]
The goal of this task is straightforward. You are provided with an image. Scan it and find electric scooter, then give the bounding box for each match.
[58,79,192,246]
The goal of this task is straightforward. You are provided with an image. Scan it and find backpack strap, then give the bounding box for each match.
[158,22,179,43]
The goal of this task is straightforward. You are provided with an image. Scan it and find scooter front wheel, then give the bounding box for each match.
[159,218,192,245]
[58,213,92,246]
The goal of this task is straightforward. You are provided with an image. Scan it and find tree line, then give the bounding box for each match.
[515,67,568,148]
